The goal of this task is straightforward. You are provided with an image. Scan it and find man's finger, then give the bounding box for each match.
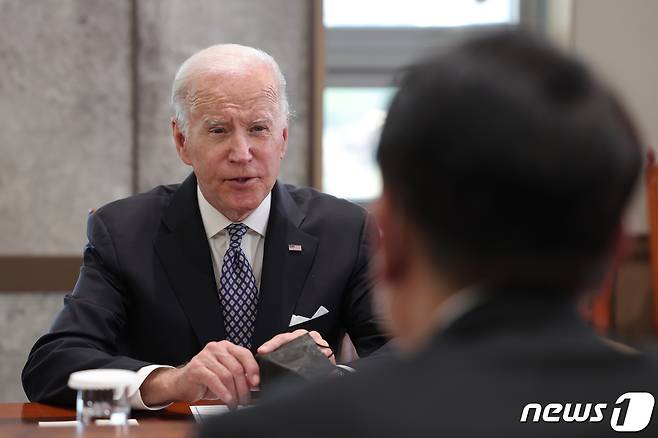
[257,329,308,355]
[306,330,334,361]
[213,349,251,405]
[198,356,240,407]
[226,343,260,388]
[194,366,235,407]
[307,330,329,348]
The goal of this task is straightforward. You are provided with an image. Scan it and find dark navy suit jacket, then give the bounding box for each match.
[22,173,388,406]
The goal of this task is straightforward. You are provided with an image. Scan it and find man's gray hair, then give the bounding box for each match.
[171,44,289,135]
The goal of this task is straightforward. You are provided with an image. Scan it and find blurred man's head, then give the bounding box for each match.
[374,31,642,348]
[171,44,289,221]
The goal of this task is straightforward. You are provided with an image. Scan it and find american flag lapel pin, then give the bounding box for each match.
[288,244,303,252]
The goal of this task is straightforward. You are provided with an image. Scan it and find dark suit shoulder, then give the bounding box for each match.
[92,183,179,229]
[282,183,368,225]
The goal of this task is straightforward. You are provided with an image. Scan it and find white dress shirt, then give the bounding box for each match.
[127,185,272,409]
[197,185,270,289]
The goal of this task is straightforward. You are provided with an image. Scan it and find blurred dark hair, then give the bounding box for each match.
[376,30,642,294]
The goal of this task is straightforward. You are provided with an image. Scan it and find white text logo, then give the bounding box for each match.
[520,392,654,432]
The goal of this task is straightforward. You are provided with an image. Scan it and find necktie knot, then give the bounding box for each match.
[226,223,248,247]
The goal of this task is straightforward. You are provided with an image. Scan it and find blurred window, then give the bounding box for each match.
[323,87,395,201]
[324,0,517,28]
[322,0,521,201]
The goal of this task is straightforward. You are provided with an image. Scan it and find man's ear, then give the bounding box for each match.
[280,125,289,159]
[374,190,412,286]
[172,118,192,165]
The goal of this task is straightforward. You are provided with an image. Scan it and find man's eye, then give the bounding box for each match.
[251,125,269,133]
[209,127,226,134]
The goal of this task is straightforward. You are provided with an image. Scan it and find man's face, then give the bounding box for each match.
[372,192,445,351]
[372,195,407,342]
[174,65,288,221]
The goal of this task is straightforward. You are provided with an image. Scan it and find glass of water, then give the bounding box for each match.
[68,369,137,426]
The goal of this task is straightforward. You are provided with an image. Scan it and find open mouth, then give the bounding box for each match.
[228,177,257,184]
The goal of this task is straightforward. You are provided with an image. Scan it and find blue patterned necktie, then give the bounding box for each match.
[218,223,259,349]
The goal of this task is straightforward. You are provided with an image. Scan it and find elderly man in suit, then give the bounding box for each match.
[22,44,388,409]
[201,31,658,437]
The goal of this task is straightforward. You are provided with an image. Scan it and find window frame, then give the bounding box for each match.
[311,0,547,192]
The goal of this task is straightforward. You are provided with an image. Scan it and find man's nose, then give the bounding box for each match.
[228,132,253,163]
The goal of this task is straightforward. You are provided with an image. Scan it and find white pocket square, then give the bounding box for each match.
[288,306,329,327]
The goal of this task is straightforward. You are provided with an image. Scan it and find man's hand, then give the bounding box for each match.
[141,331,334,408]
[141,340,259,408]
[257,329,336,364]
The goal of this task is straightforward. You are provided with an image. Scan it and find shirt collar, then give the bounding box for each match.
[432,285,484,333]
[197,184,271,239]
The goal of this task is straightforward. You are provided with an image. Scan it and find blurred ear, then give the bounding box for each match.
[373,190,412,286]
[279,125,288,159]
[172,118,192,165]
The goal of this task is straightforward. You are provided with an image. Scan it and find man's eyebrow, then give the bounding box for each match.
[251,117,273,124]
[203,118,228,126]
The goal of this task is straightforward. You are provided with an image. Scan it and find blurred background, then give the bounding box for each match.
[1,0,657,402]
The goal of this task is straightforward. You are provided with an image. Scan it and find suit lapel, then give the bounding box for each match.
[252,182,319,349]
[154,173,225,347]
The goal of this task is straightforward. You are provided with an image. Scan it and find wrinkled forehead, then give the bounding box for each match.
[186,67,282,119]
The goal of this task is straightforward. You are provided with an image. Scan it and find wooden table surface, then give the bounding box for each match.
[0,401,220,438]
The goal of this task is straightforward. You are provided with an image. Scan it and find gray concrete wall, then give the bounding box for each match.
[0,0,310,255]
[0,0,133,255]
[0,293,65,403]
[136,0,310,190]
[0,0,310,402]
